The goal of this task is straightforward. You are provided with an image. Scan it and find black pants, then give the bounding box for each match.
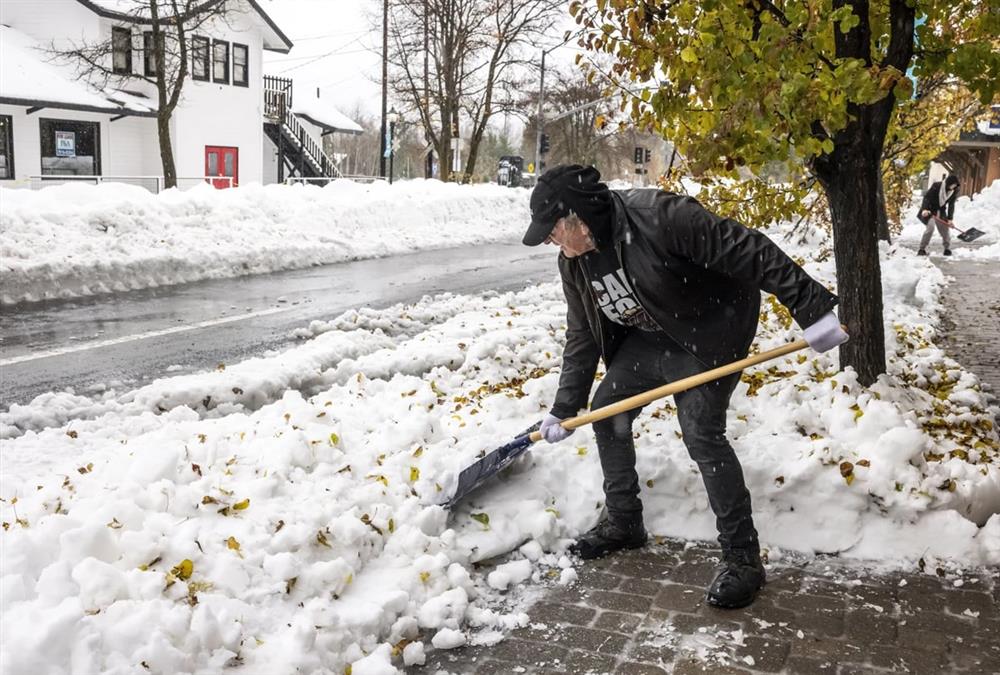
[590,329,759,551]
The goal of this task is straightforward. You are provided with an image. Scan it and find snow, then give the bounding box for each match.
[0,25,154,115]
[1,181,999,673]
[293,89,364,134]
[0,179,530,305]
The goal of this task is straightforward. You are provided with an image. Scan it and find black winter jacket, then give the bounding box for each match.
[918,181,958,224]
[551,189,838,419]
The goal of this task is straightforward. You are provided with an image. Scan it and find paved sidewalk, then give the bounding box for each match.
[412,246,1000,675]
[414,540,999,674]
[934,255,1000,417]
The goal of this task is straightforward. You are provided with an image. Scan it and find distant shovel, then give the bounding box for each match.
[934,215,987,243]
[444,334,836,508]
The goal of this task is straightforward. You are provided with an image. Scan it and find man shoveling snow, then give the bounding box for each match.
[522,164,849,609]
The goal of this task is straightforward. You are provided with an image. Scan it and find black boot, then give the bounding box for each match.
[706,548,766,609]
[917,249,928,256]
[943,249,952,256]
[569,519,647,560]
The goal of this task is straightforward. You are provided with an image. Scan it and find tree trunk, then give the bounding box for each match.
[817,152,886,386]
[157,112,177,189]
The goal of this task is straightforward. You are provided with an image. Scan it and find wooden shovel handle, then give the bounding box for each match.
[932,215,960,231]
[529,336,824,443]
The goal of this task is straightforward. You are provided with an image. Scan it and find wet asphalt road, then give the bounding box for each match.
[0,241,557,407]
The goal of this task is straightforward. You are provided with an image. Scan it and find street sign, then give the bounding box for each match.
[527,162,534,173]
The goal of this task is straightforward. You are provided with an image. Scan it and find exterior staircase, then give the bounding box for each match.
[263,75,341,180]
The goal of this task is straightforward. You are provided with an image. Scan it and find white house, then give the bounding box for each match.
[0,0,361,190]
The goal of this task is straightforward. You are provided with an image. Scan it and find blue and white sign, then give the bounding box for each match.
[55,131,76,157]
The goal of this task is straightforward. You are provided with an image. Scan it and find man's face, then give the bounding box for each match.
[546,216,596,258]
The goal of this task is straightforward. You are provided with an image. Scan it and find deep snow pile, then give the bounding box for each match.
[3,212,999,672]
[898,179,1000,258]
[0,180,530,305]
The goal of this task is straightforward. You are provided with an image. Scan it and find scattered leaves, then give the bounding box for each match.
[470,512,490,530]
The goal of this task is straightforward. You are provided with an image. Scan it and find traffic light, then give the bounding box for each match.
[644,148,652,163]
[634,146,643,164]
[540,133,550,154]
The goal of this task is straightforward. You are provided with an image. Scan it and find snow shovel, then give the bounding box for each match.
[933,215,987,243]
[443,335,828,509]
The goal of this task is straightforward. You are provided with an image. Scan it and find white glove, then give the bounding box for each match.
[539,413,573,443]
[804,312,849,353]
[920,209,931,218]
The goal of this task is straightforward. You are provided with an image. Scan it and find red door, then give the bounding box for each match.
[205,146,238,188]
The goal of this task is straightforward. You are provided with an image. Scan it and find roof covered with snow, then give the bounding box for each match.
[293,94,364,135]
[75,0,293,53]
[0,25,156,116]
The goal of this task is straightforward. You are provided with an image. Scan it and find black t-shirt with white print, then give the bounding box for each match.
[581,247,661,332]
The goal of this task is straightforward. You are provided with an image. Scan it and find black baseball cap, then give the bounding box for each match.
[523,165,608,246]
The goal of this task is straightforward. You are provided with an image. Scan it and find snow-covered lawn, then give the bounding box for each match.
[0,180,530,305]
[2,181,999,674]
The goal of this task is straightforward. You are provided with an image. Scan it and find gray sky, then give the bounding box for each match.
[260,0,580,127]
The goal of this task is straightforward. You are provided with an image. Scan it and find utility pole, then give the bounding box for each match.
[534,49,546,177]
[423,0,431,178]
[379,0,389,178]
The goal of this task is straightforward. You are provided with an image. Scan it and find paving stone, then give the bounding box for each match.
[637,609,672,630]
[593,610,643,634]
[942,588,997,620]
[842,582,899,611]
[652,583,706,614]
[897,604,975,637]
[625,630,677,665]
[762,567,805,594]
[868,643,948,675]
[781,655,838,674]
[773,591,845,614]
[663,561,718,586]
[671,657,752,674]
[843,609,897,644]
[576,569,625,592]
[525,601,597,628]
[473,658,522,674]
[609,558,673,582]
[480,637,569,665]
[619,577,665,598]
[546,626,630,655]
[895,625,953,654]
[732,635,790,672]
[585,590,653,614]
[669,611,743,635]
[562,648,618,674]
[789,636,864,663]
[947,649,1000,674]
[614,662,669,675]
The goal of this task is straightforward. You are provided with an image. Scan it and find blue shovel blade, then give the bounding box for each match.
[443,421,541,509]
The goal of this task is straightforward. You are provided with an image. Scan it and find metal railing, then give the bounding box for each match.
[285,175,385,186]
[28,175,233,192]
[263,75,342,179]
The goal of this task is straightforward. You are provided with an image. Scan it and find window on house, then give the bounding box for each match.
[112,26,132,74]
[39,118,101,177]
[232,43,248,87]
[191,36,210,81]
[0,116,13,180]
[212,40,229,84]
[143,31,159,77]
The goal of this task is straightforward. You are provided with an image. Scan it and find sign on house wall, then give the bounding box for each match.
[55,131,76,157]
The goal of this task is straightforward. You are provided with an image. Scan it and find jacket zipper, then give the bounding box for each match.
[578,256,607,361]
